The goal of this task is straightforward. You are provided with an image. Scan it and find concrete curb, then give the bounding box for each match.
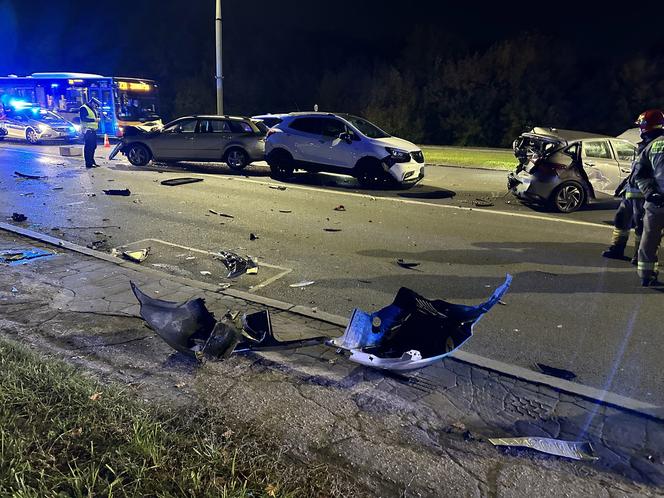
[2,222,661,421]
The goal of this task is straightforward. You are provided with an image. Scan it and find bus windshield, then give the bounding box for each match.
[117,94,160,121]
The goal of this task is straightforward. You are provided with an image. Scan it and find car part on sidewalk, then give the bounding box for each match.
[122,248,150,264]
[160,178,204,187]
[489,437,598,461]
[328,275,512,371]
[396,259,420,270]
[103,189,131,196]
[11,213,27,222]
[131,283,326,360]
[215,251,258,279]
[0,248,55,265]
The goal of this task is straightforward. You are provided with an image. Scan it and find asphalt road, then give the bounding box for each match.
[1,140,661,406]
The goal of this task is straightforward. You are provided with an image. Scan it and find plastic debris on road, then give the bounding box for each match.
[473,198,494,207]
[534,363,577,381]
[131,283,326,361]
[1,248,55,266]
[103,189,131,196]
[215,250,258,279]
[329,275,512,371]
[290,281,315,288]
[489,437,598,461]
[11,213,27,222]
[396,258,420,269]
[122,248,150,264]
[160,178,204,186]
[249,233,259,241]
[323,228,342,232]
[200,271,212,276]
[14,171,45,180]
[334,205,346,211]
[269,185,287,191]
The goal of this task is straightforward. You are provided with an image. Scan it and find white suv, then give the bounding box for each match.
[265,112,425,186]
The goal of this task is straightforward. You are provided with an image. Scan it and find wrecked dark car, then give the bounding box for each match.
[507,128,637,213]
[330,275,511,371]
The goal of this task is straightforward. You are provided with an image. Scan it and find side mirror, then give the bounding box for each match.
[339,132,353,144]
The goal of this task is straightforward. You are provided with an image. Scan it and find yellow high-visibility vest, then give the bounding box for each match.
[80,104,99,131]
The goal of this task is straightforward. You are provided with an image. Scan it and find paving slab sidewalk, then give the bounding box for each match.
[1,227,663,497]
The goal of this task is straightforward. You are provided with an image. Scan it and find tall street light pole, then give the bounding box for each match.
[215,0,224,115]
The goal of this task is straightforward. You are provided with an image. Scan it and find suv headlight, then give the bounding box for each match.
[385,147,411,163]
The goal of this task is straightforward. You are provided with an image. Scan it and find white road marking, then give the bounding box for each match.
[121,238,292,292]
[1,143,612,230]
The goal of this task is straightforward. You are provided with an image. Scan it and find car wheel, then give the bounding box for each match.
[355,159,389,188]
[225,148,249,171]
[267,149,295,179]
[550,182,586,213]
[127,143,152,166]
[26,129,39,145]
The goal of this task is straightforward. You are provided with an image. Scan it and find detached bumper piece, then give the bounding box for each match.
[131,282,326,361]
[329,275,512,371]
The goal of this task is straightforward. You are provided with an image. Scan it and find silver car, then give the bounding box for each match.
[112,115,266,170]
[508,127,637,213]
[0,109,79,144]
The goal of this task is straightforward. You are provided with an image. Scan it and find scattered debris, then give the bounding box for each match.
[209,209,219,215]
[11,287,18,293]
[0,248,55,265]
[11,213,27,222]
[219,213,234,219]
[175,382,186,389]
[323,228,342,232]
[60,225,121,230]
[534,363,577,381]
[186,256,196,261]
[19,192,34,197]
[200,271,212,276]
[161,178,204,186]
[122,248,150,264]
[358,279,372,284]
[473,198,494,208]
[396,258,420,270]
[215,251,258,278]
[334,205,346,211]
[489,437,597,461]
[89,392,102,402]
[279,210,292,213]
[218,283,232,290]
[290,281,315,288]
[87,240,107,251]
[269,185,287,191]
[498,300,507,306]
[103,189,131,196]
[131,284,326,360]
[328,275,512,371]
[52,186,64,190]
[249,233,259,241]
[14,171,45,180]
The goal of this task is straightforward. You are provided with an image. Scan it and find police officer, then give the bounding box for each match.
[80,97,101,169]
[602,140,647,264]
[633,109,664,286]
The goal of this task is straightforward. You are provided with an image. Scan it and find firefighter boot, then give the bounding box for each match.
[641,271,661,287]
[602,245,626,260]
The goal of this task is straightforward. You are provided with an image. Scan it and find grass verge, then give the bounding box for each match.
[421,146,515,170]
[0,339,351,497]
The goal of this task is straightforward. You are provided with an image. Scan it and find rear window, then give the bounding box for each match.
[289,117,322,134]
[583,141,612,159]
[229,120,255,134]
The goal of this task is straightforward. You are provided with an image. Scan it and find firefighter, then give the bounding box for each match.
[80,97,101,169]
[633,109,664,286]
[602,141,647,264]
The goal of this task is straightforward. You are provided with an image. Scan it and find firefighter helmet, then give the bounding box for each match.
[635,109,664,134]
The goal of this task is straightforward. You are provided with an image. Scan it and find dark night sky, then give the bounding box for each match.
[0,0,653,77]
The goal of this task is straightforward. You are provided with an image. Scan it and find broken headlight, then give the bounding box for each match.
[385,147,411,164]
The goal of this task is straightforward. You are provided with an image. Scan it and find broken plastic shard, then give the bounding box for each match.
[323,228,342,232]
[489,437,598,461]
[14,171,45,179]
[249,233,259,241]
[103,189,131,196]
[334,205,346,211]
[534,363,577,381]
[215,251,258,278]
[290,281,315,288]
[329,275,512,371]
[396,258,420,269]
[1,248,55,266]
[122,248,150,264]
[200,271,211,276]
[160,177,204,186]
[269,185,287,191]
[11,213,27,222]
[131,283,325,359]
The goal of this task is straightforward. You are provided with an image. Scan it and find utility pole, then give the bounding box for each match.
[215,0,224,115]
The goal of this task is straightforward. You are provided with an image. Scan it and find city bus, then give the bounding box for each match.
[0,72,162,137]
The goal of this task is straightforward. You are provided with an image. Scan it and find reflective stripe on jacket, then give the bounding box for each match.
[79,104,99,131]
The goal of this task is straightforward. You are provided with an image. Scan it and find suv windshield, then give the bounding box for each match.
[339,114,390,139]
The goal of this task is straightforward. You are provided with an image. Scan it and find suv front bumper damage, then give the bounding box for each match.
[386,161,425,185]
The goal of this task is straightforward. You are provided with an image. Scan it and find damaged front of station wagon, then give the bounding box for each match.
[507,127,637,213]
